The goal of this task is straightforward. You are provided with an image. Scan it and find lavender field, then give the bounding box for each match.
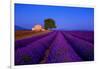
[15,31,94,65]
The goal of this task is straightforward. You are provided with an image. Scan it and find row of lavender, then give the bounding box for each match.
[15,31,94,65]
[15,31,57,65]
[15,31,54,50]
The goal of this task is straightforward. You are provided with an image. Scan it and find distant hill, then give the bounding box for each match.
[15,25,30,30]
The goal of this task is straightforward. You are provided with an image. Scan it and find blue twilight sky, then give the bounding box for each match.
[15,3,94,31]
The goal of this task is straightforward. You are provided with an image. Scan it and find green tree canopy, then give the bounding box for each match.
[44,18,56,30]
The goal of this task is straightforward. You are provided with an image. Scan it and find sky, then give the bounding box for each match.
[15,3,94,31]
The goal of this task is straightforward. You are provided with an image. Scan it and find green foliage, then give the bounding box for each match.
[22,55,32,63]
[44,18,56,30]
